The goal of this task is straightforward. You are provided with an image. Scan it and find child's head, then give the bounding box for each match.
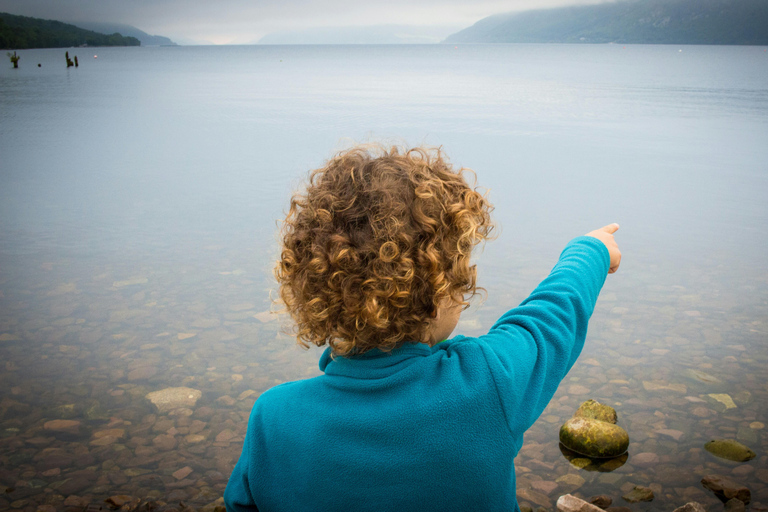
[276,144,494,357]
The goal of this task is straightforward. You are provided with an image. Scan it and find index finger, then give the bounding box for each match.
[601,223,620,234]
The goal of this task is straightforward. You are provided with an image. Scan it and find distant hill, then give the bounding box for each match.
[73,22,176,46]
[0,12,140,49]
[444,0,768,45]
[258,25,461,45]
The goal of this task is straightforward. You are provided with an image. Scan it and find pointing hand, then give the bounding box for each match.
[586,223,621,274]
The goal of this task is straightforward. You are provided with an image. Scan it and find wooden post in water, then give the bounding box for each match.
[7,51,20,68]
[65,51,74,68]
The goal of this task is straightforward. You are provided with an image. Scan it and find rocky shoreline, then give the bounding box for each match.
[1,385,243,512]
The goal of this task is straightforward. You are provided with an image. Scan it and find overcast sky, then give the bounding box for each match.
[0,0,615,44]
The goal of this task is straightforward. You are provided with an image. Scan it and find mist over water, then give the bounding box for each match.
[1,44,767,509]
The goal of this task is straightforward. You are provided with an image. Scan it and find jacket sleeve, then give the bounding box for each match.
[224,419,260,511]
[474,236,609,442]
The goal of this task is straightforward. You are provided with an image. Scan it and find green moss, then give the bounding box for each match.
[573,399,618,424]
[559,417,629,458]
[704,439,756,462]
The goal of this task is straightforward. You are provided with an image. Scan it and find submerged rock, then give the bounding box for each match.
[732,390,752,406]
[127,365,158,381]
[105,495,137,509]
[145,387,202,413]
[587,495,612,509]
[632,452,660,467]
[656,429,685,441]
[152,433,177,451]
[43,419,81,434]
[172,466,194,480]
[530,480,558,495]
[622,485,654,503]
[53,404,78,419]
[559,417,629,458]
[556,473,586,488]
[701,475,751,505]
[704,439,756,462]
[516,488,551,508]
[684,368,722,384]
[708,393,737,410]
[200,498,226,512]
[672,503,706,512]
[84,400,110,420]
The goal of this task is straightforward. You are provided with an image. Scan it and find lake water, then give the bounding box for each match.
[1,44,767,511]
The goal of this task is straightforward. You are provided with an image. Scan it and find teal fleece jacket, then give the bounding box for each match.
[224,236,610,512]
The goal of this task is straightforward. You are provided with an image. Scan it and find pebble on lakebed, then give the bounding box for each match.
[145,386,202,413]
[622,485,655,503]
[559,399,629,459]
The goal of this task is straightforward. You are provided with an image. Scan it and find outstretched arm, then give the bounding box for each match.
[474,225,621,439]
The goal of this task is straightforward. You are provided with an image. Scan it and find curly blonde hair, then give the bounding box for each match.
[275,145,494,357]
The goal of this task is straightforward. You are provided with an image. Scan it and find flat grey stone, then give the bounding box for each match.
[145,387,202,413]
[557,494,604,512]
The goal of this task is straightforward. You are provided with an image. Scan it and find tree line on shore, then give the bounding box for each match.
[0,12,140,49]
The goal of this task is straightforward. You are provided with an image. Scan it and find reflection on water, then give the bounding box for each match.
[558,444,629,473]
[1,44,767,510]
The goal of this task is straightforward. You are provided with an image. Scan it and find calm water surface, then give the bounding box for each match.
[1,44,767,511]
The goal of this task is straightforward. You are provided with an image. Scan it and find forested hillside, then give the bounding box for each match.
[0,12,140,49]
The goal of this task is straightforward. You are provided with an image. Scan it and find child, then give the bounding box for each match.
[225,145,621,512]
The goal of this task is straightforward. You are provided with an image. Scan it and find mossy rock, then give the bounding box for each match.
[704,439,756,462]
[559,417,629,458]
[573,399,618,424]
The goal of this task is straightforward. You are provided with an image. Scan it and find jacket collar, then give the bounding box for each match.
[319,342,433,379]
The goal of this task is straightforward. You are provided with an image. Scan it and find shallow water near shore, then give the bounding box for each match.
[1,44,767,511]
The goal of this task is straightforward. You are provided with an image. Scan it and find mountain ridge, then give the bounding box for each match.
[444,0,768,45]
[72,22,176,46]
